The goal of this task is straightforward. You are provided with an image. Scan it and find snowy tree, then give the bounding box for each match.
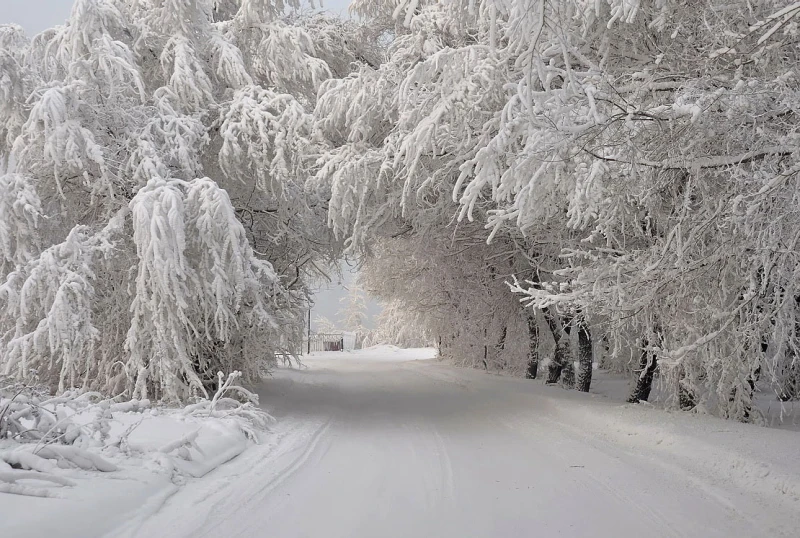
[312,0,582,383]
[5,0,799,424]
[314,315,337,334]
[0,0,378,400]
[365,300,433,349]
[488,0,800,419]
[358,228,540,375]
[338,282,369,348]
[313,0,800,420]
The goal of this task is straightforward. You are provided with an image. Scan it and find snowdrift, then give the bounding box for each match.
[0,373,272,538]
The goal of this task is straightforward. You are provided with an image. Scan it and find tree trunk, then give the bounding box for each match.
[778,360,800,401]
[598,334,611,369]
[482,328,488,371]
[678,367,696,410]
[739,366,761,420]
[728,347,761,420]
[575,316,593,392]
[495,326,508,370]
[559,314,575,389]
[627,339,658,403]
[561,357,576,389]
[543,309,573,385]
[525,311,539,379]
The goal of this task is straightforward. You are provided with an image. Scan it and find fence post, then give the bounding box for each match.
[307,307,311,354]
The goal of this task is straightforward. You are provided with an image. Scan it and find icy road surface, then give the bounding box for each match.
[115,348,800,538]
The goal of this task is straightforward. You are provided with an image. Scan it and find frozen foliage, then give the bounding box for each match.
[0,215,122,394]
[4,0,799,427]
[356,211,549,376]
[126,177,293,401]
[0,379,123,497]
[0,1,378,401]
[0,174,42,275]
[313,315,338,334]
[312,0,800,421]
[338,282,369,347]
[365,300,433,349]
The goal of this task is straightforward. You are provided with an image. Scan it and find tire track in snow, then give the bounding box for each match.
[120,418,334,538]
[576,466,685,538]
[247,419,333,498]
[431,424,456,505]
[103,484,181,538]
[499,413,685,538]
[548,409,759,537]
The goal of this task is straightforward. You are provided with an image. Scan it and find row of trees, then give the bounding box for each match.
[310,0,800,421]
[2,0,799,422]
[0,0,378,400]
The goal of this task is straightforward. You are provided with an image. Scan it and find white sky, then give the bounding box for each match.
[0,0,353,35]
[312,263,383,331]
[1,0,381,332]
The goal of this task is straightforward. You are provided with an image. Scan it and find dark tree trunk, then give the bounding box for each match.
[729,357,761,420]
[543,309,574,385]
[559,314,575,389]
[576,317,593,392]
[543,309,562,383]
[599,334,611,369]
[495,326,508,369]
[741,366,761,420]
[482,328,488,371]
[561,358,576,389]
[525,311,539,379]
[546,341,568,384]
[678,367,696,410]
[627,341,658,403]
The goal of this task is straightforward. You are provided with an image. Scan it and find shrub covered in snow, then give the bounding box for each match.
[0,372,272,497]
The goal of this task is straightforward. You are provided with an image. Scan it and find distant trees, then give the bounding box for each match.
[366,300,433,349]
[338,282,369,347]
[314,315,338,335]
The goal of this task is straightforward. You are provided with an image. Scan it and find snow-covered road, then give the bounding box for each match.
[115,349,800,538]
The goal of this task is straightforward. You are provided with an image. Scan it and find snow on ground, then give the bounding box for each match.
[303,344,439,361]
[587,368,800,431]
[93,345,800,538]
[2,346,798,537]
[0,375,271,538]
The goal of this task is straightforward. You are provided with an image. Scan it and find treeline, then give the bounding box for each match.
[314,0,800,422]
[2,0,799,422]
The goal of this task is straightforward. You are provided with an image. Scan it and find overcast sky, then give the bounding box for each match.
[1,0,381,332]
[1,0,353,34]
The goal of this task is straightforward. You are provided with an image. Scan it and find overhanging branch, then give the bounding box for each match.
[583,146,795,170]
